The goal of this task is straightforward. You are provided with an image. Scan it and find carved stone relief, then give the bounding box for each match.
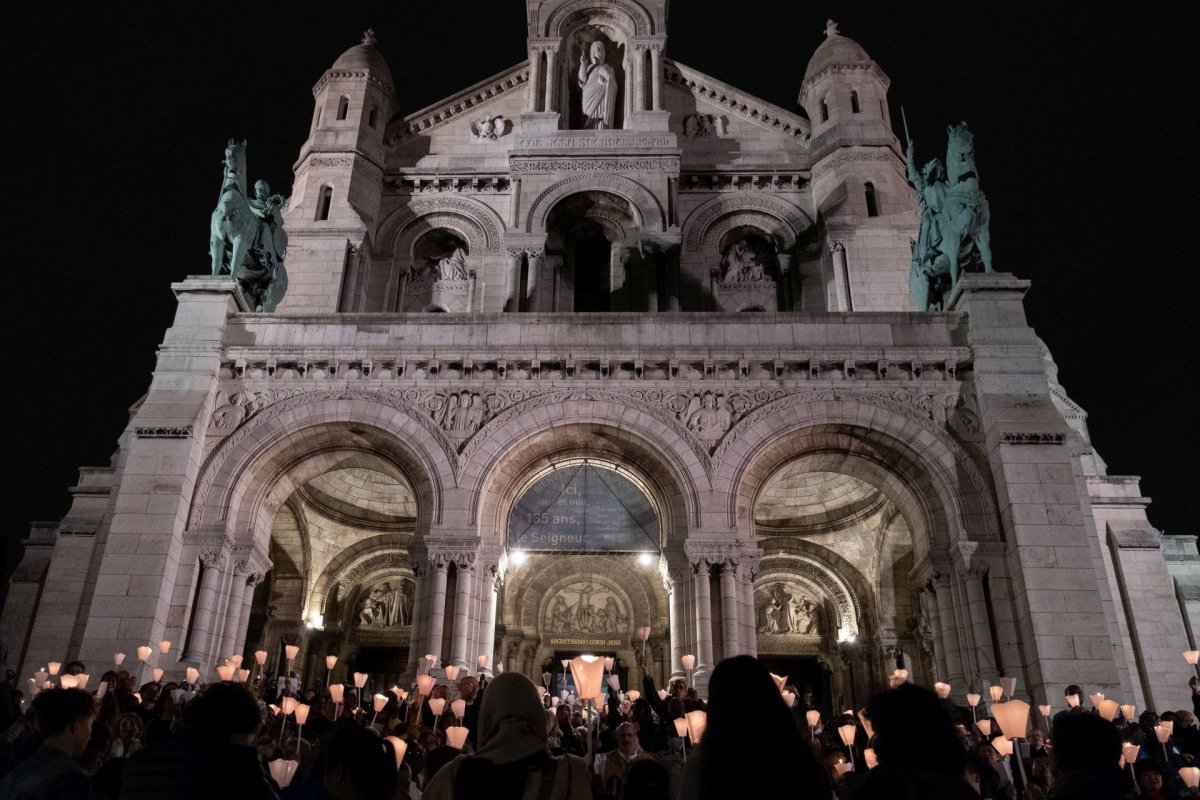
[754,582,821,636]
[544,580,629,634]
[470,115,510,141]
[682,113,727,138]
[355,578,414,629]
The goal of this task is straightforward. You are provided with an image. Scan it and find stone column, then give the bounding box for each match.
[960,561,998,682]
[740,571,757,658]
[693,561,714,673]
[931,573,965,685]
[183,548,227,663]
[232,572,262,661]
[505,248,524,313]
[650,45,663,111]
[719,562,741,657]
[426,558,450,664]
[777,253,794,310]
[404,563,429,677]
[509,180,521,228]
[633,45,647,111]
[922,585,949,681]
[478,572,500,677]
[667,568,688,679]
[543,47,558,112]
[450,554,476,668]
[528,49,542,112]
[525,249,543,312]
[829,241,851,311]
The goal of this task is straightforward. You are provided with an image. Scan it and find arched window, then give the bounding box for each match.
[336,96,350,121]
[313,105,322,130]
[367,106,378,128]
[316,186,333,221]
[820,97,829,122]
[864,182,879,217]
[850,91,861,113]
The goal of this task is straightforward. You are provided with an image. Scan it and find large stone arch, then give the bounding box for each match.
[188,391,458,552]
[376,196,506,257]
[713,393,1000,564]
[681,194,813,252]
[459,392,711,541]
[309,532,411,618]
[542,0,655,37]
[527,175,665,234]
[756,537,877,642]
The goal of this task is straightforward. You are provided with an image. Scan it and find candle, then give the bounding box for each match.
[681,655,696,671]
[237,669,250,683]
[284,645,299,661]
[114,653,126,666]
[353,672,368,689]
[294,704,310,725]
[152,668,164,683]
[281,696,299,715]
[989,685,1004,702]
[445,665,460,681]
[254,650,268,666]
[186,667,200,684]
[159,640,171,654]
[329,684,344,704]
[428,698,446,717]
[445,726,469,749]
[385,737,408,769]
[137,646,152,662]
[48,662,61,676]
[477,655,489,670]
[216,665,234,681]
[864,748,878,769]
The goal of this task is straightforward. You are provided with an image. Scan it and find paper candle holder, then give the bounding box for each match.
[445,726,469,749]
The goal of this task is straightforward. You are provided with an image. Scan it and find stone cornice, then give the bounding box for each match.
[666,60,811,144]
[387,62,529,143]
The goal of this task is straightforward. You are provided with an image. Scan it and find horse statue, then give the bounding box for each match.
[209,139,288,311]
[906,122,993,310]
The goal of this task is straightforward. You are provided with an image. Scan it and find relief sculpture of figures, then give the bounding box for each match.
[433,246,469,281]
[905,121,993,311]
[545,581,628,633]
[210,139,289,312]
[680,391,732,435]
[756,584,820,635]
[357,581,411,628]
[577,40,617,129]
[720,237,769,283]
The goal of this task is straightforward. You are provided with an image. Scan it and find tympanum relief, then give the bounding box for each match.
[755,583,821,636]
[545,580,629,634]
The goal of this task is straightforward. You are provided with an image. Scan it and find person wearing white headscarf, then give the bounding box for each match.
[423,672,590,800]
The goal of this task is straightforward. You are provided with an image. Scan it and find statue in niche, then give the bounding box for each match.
[577,40,617,129]
[545,581,628,634]
[756,584,820,635]
[719,236,772,283]
[433,246,469,281]
[437,391,485,431]
[357,581,411,628]
[680,391,732,435]
[682,114,727,138]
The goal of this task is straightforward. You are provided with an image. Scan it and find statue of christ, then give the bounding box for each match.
[577,40,617,129]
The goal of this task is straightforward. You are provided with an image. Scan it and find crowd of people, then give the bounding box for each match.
[0,653,1197,799]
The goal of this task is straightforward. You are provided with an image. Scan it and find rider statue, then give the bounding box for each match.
[210,140,289,312]
[906,142,951,310]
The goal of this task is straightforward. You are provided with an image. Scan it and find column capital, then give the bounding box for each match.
[828,240,846,254]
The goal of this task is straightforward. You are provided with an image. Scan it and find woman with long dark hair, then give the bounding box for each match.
[679,656,828,799]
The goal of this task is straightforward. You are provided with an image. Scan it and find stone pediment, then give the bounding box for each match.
[666,60,812,147]
[386,61,531,144]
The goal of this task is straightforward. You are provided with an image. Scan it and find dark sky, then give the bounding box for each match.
[2,2,1195,593]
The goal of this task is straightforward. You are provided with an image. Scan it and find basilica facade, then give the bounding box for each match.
[4,1,1197,714]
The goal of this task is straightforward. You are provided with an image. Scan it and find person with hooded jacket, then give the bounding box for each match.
[423,671,590,800]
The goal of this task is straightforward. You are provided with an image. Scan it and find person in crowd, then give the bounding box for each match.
[423,671,590,800]
[108,712,143,759]
[0,687,95,799]
[622,758,670,800]
[678,655,827,800]
[322,726,398,800]
[458,675,484,745]
[555,703,584,756]
[593,721,654,798]
[119,681,277,799]
[1176,708,1200,758]
[1134,763,1173,800]
[1046,711,1134,799]
[1025,755,1054,800]
[1026,728,1048,759]
[855,683,977,800]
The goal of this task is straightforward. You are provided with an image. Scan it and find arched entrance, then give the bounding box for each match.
[543,191,648,311]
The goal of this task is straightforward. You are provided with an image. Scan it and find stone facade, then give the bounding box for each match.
[4,2,1196,713]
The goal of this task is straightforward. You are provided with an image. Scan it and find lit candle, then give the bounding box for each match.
[445,726,469,749]
[59,674,78,689]
[627,690,641,703]
[215,665,234,681]
[282,696,299,715]
[294,703,310,726]
[989,685,1004,703]
[934,682,951,699]
[681,654,696,671]
[186,666,199,684]
[477,655,489,670]
[1180,766,1199,789]
[48,662,61,676]
[428,698,446,717]
[329,684,344,704]
[284,644,299,661]
[385,736,408,769]
[152,668,164,683]
[136,646,152,663]
[158,640,171,654]
[254,650,268,666]
[353,672,368,689]
[114,653,126,666]
[864,748,878,769]
[326,655,337,670]
[445,665,460,681]
[237,669,250,683]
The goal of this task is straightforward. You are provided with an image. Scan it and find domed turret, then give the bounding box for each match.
[282,30,396,313]
[798,21,916,312]
[798,20,894,160]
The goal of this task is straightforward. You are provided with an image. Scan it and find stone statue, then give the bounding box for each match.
[357,581,410,627]
[756,584,820,635]
[434,246,469,281]
[471,115,508,141]
[681,391,732,434]
[720,237,769,283]
[577,40,617,129]
[210,139,288,311]
[905,122,993,310]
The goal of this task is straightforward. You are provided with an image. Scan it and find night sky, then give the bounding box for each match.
[3,2,1195,595]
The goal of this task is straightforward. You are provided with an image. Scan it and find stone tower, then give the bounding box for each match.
[283,30,396,314]
[799,20,914,311]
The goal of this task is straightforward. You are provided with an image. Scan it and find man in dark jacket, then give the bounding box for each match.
[0,687,95,800]
[1046,712,1135,800]
[119,681,277,800]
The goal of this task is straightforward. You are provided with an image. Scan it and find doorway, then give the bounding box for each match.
[573,233,612,311]
[758,655,833,716]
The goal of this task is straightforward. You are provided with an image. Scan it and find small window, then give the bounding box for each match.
[368,106,378,128]
[864,182,879,217]
[316,186,333,221]
[851,91,861,114]
[314,105,322,129]
[820,97,829,122]
[336,96,350,121]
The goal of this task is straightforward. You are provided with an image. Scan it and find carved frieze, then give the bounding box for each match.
[510,157,679,176]
[755,582,821,636]
[134,426,194,439]
[682,114,727,138]
[544,580,629,635]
